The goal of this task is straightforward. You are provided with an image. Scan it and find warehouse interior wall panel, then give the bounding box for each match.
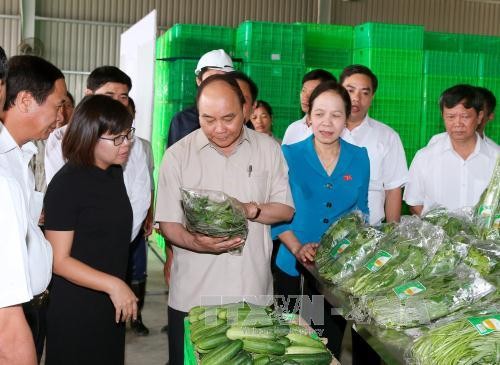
[62,72,88,105]
[36,0,317,28]
[0,0,19,15]
[330,0,500,36]
[0,17,21,58]
[36,18,128,72]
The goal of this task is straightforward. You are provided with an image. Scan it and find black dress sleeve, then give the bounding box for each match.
[44,167,79,231]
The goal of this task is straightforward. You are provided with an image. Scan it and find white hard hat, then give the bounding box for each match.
[195,49,234,76]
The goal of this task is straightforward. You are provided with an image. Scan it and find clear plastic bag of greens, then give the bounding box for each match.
[474,155,500,240]
[422,206,477,237]
[463,238,500,286]
[366,264,495,330]
[315,210,365,267]
[406,308,500,365]
[181,188,248,254]
[340,216,446,297]
[317,226,384,285]
[420,236,469,278]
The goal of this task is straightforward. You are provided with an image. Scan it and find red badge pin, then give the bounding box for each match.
[343,174,352,181]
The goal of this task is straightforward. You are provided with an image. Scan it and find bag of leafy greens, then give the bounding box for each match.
[181,189,248,253]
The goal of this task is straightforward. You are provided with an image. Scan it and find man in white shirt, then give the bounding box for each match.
[405,84,499,215]
[1,55,67,365]
[281,69,336,145]
[340,65,409,226]
[45,66,151,242]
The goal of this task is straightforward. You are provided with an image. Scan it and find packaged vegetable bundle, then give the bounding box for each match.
[419,236,468,278]
[422,207,477,238]
[340,217,445,297]
[181,189,248,243]
[407,310,500,365]
[317,226,384,285]
[365,264,495,329]
[474,155,500,240]
[315,211,365,267]
[462,238,499,286]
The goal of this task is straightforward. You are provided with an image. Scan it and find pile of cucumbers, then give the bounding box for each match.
[188,302,333,365]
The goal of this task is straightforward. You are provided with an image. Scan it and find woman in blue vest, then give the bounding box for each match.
[272,80,369,358]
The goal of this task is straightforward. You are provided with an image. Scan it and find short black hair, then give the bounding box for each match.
[0,46,7,80]
[66,91,75,106]
[62,94,133,166]
[86,66,132,92]
[439,84,483,114]
[339,65,378,93]
[196,73,245,108]
[308,80,352,118]
[4,55,64,111]
[255,100,273,117]
[475,86,496,115]
[302,69,336,85]
[128,96,136,114]
[227,71,259,103]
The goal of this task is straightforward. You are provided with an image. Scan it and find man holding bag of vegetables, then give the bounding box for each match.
[155,73,295,365]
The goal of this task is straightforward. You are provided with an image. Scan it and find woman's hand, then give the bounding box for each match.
[191,233,244,254]
[108,278,138,323]
[295,243,319,264]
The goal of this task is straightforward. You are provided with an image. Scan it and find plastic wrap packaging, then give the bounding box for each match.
[340,216,446,297]
[474,155,500,241]
[315,211,365,267]
[406,308,500,365]
[419,236,469,278]
[317,227,384,285]
[181,189,248,254]
[422,206,478,238]
[365,264,495,329]
[462,237,499,286]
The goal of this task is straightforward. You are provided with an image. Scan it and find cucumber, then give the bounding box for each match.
[196,333,230,351]
[189,312,202,324]
[199,307,225,320]
[201,339,243,365]
[190,315,220,333]
[223,307,252,321]
[189,305,206,317]
[285,333,325,349]
[231,314,274,327]
[284,346,329,355]
[276,337,291,347]
[242,339,286,356]
[272,325,290,337]
[282,352,332,365]
[252,354,270,365]
[226,350,253,365]
[287,324,310,335]
[191,320,227,343]
[226,326,276,340]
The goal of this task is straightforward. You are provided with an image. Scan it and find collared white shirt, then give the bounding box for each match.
[404,133,499,214]
[45,125,151,240]
[281,116,312,145]
[428,131,497,147]
[341,115,408,225]
[0,123,52,307]
[155,127,294,312]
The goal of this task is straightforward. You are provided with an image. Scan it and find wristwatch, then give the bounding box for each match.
[249,201,261,220]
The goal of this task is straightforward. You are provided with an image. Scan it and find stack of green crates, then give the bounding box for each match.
[299,22,353,79]
[236,21,305,138]
[478,50,500,143]
[353,22,425,163]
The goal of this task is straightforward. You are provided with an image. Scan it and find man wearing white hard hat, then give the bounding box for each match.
[166,49,234,147]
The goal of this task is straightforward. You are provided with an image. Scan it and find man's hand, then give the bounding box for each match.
[191,233,244,254]
[142,210,154,237]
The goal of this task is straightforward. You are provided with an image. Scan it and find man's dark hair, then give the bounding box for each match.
[196,73,245,107]
[339,65,378,93]
[66,91,75,106]
[227,71,259,103]
[302,69,336,85]
[439,84,483,114]
[0,46,7,80]
[475,86,496,115]
[62,94,133,166]
[4,55,64,111]
[86,66,132,92]
[255,100,273,117]
[308,80,352,118]
[128,96,136,114]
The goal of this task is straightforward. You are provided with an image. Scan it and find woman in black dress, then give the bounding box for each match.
[44,95,138,364]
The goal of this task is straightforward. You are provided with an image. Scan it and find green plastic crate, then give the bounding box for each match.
[354,22,424,50]
[375,73,423,99]
[300,22,353,49]
[461,34,500,55]
[421,99,445,146]
[305,66,343,80]
[242,62,305,106]
[423,75,479,101]
[479,77,500,143]
[236,21,305,63]
[154,59,198,103]
[353,48,423,75]
[479,53,500,78]
[271,105,303,139]
[423,51,481,77]
[184,319,197,365]
[157,23,235,59]
[424,31,462,52]
[305,48,352,69]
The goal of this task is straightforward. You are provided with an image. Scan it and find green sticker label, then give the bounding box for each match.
[477,205,494,225]
[468,315,500,336]
[364,250,392,272]
[330,238,352,259]
[393,281,426,300]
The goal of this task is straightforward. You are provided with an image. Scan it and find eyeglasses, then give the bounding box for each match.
[99,127,135,146]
